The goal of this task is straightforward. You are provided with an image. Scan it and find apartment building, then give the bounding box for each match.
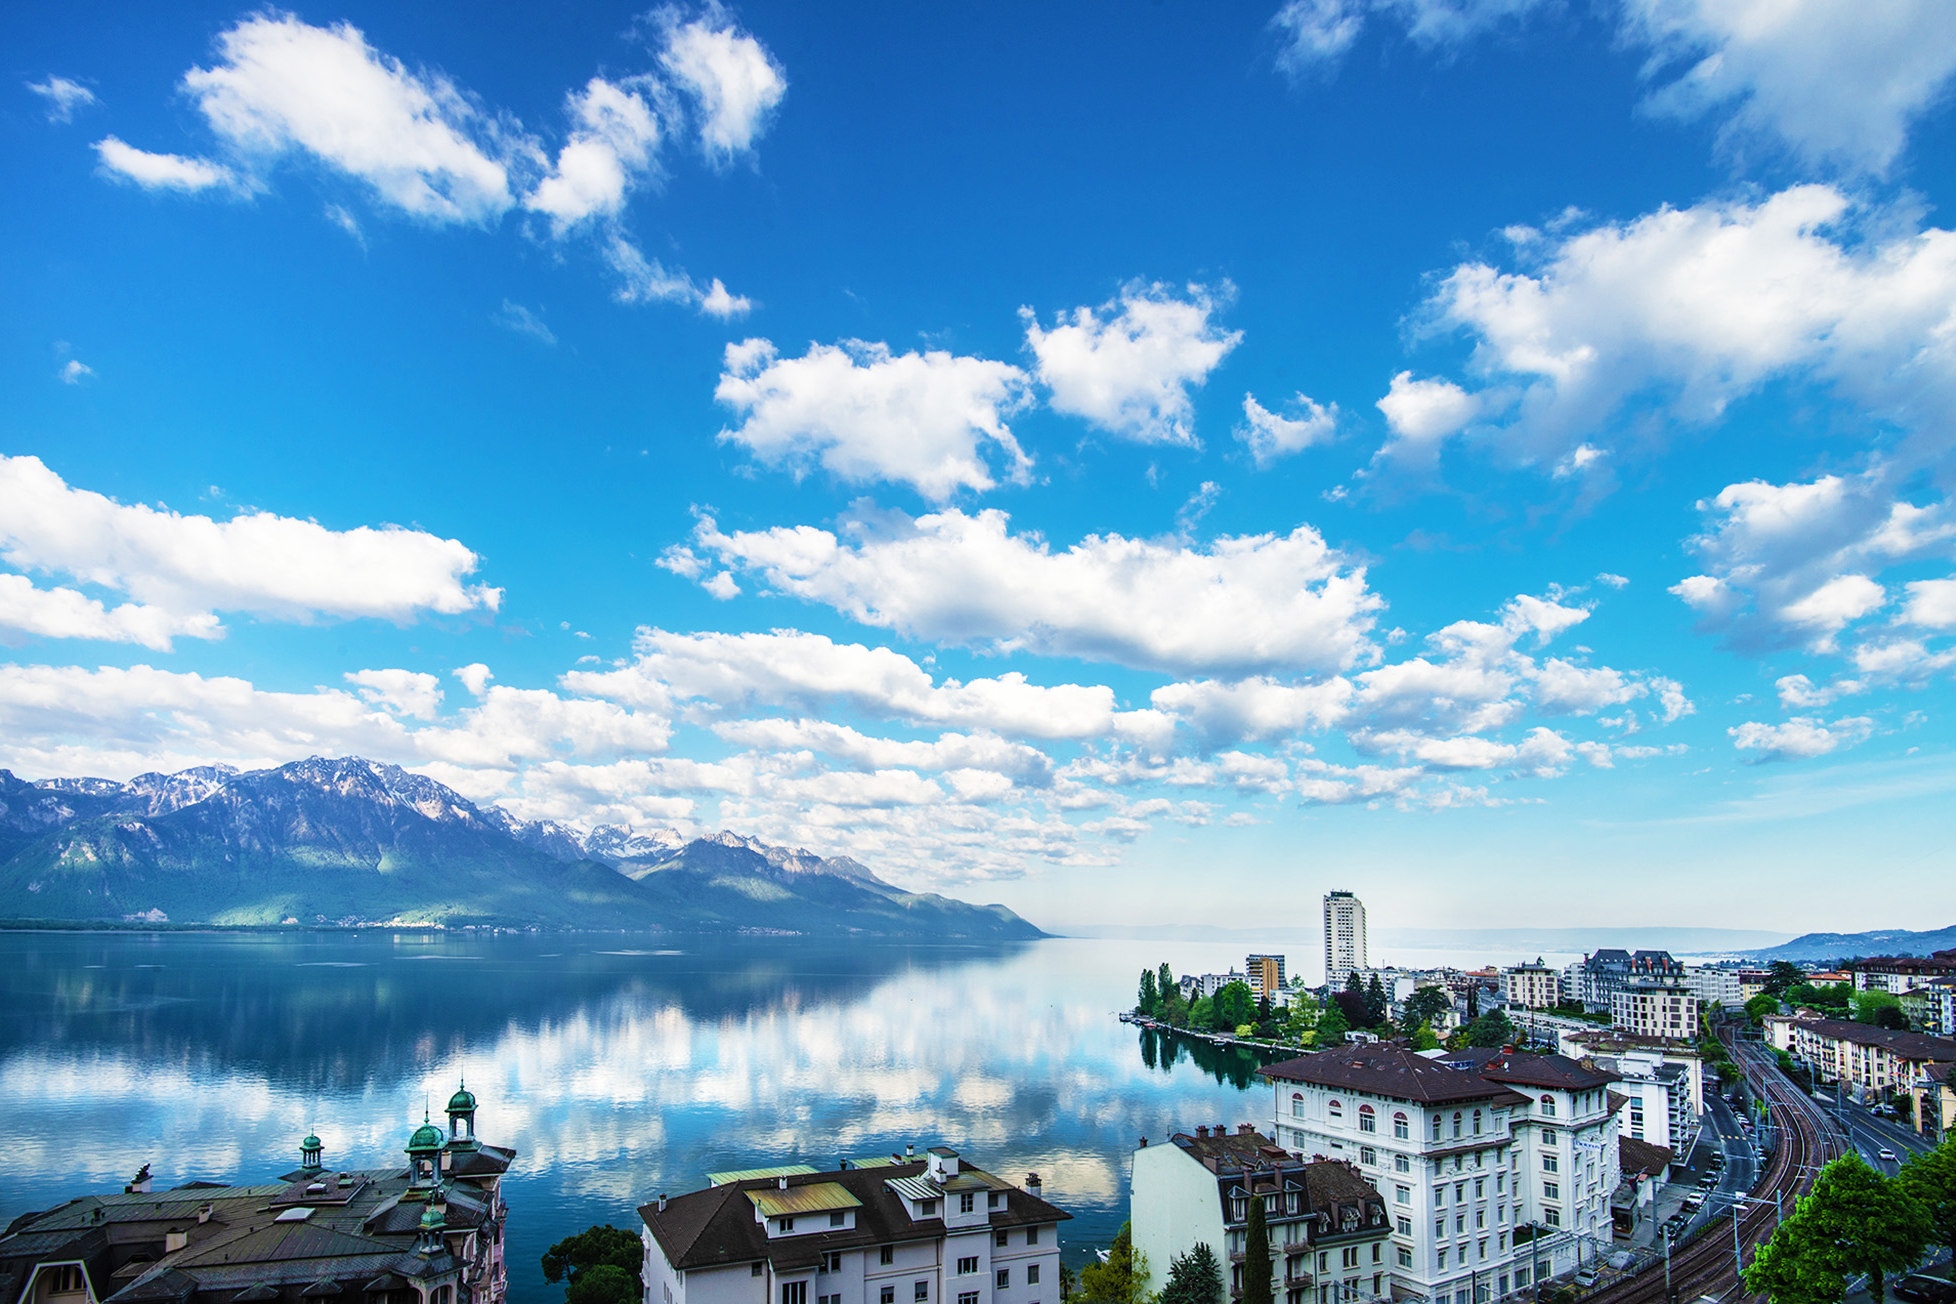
[1261,1044,1531,1304]
[1324,893,1368,990]
[1845,954,1956,995]
[639,1148,1067,1304]
[1764,1017,1956,1098]
[1913,1064,1955,1142]
[1559,1032,1704,1148]
[1498,964,1560,1012]
[1609,981,1699,1041]
[1681,967,1743,1009]
[1131,1126,1391,1304]
[1248,956,1289,999]
[1901,977,1956,1038]
[1565,951,1684,1014]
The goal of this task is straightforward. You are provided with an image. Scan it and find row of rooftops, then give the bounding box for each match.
[1778,1014,1956,1063]
[1152,1127,1387,1236]
[640,1149,1070,1274]
[1258,1042,1619,1106]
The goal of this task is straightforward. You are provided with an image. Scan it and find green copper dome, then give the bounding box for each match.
[407,1119,444,1153]
[446,1085,476,1113]
[419,1202,445,1230]
[303,1134,322,1150]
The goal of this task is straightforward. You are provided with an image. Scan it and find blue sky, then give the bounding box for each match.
[5,0,1956,933]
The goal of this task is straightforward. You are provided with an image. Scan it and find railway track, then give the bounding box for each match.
[1579,1022,1848,1304]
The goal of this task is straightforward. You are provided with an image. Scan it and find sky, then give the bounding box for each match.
[4,0,1956,935]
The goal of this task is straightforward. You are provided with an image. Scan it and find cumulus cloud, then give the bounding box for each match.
[0,455,501,631]
[683,507,1383,677]
[1903,578,1956,628]
[1729,714,1874,761]
[1272,0,1552,77]
[1670,472,1950,652]
[1237,392,1338,466]
[564,627,1169,745]
[181,12,522,224]
[526,77,661,232]
[1414,186,1956,468]
[27,76,98,123]
[656,7,788,162]
[58,360,94,385]
[605,237,752,317]
[1022,282,1240,445]
[713,339,1032,500]
[712,718,1053,787]
[345,668,443,720]
[94,137,244,193]
[1374,371,1482,466]
[0,575,220,652]
[1623,0,1956,175]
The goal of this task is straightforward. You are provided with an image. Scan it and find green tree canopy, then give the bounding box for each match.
[1215,981,1256,1031]
[1745,1154,1931,1304]
[1898,1134,1956,1269]
[1853,989,1904,1025]
[1404,985,1453,1028]
[1411,1020,1441,1051]
[1159,1243,1224,1304]
[1465,1009,1515,1048]
[1764,961,1805,997]
[1745,992,1782,1023]
[1079,1221,1150,1304]
[1242,1194,1273,1304]
[1139,968,1159,1014]
[1363,975,1389,1028]
[542,1225,642,1289]
[565,1266,638,1304]
[1316,1000,1350,1047]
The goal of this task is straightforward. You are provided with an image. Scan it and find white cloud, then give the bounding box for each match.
[1272,0,1366,75]
[526,77,661,232]
[1623,0,1956,175]
[564,627,1166,745]
[94,137,243,193]
[58,360,94,385]
[685,507,1382,677]
[1530,657,1641,714]
[345,668,443,720]
[1903,578,1956,628]
[0,455,501,629]
[0,575,220,652]
[1271,0,1552,77]
[711,718,1053,787]
[713,339,1032,500]
[1150,677,1354,746]
[27,76,98,123]
[454,663,495,697]
[1670,472,1950,652]
[1417,186,1956,467]
[1729,714,1874,761]
[604,237,752,318]
[494,300,557,345]
[1374,371,1482,465]
[1237,392,1338,466]
[1775,673,1864,710]
[181,12,522,224]
[657,7,788,163]
[1022,282,1240,445]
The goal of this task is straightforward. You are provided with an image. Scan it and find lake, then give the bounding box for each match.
[0,931,1309,1303]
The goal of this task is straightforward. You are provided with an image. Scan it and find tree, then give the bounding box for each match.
[1079,1221,1150,1304]
[1215,981,1256,1032]
[1764,961,1805,997]
[1873,1006,1911,1031]
[1242,1194,1273,1304]
[1464,1009,1515,1049]
[542,1225,643,1304]
[1160,1243,1225,1304]
[1411,1020,1441,1051]
[1898,1135,1956,1271]
[1139,968,1159,1015]
[1316,1000,1350,1047]
[1159,963,1176,1003]
[1345,971,1364,997]
[1745,1154,1931,1304]
[1466,985,1480,1020]
[1854,989,1905,1026]
[1404,985,1453,1029]
[1363,975,1389,1028]
[1745,992,1781,1024]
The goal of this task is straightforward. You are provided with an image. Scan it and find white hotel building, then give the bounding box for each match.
[639,1148,1066,1304]
[1261,1045,1621,1304]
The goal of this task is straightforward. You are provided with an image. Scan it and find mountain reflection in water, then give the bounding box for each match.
[0,932,1277,1303]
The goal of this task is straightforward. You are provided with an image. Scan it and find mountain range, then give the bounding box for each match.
[1747,925,1956,963]
[0,756,1043,938]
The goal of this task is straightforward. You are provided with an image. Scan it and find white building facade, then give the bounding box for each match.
[1609,982,1698,1041]
[1324,892,1368,990]
[1499,966,1560,1012]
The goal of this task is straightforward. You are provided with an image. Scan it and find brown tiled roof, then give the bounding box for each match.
[638,1160,1070,1272]
[1790,1018,1956,1062]
[1441,1049,1620,1091]
[1618,1137,1674,1178]
[1261,1044,1530,1106]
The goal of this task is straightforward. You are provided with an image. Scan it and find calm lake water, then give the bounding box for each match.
[0,932,1303,1303]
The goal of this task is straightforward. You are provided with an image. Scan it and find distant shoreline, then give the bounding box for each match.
[0,919,1046,942]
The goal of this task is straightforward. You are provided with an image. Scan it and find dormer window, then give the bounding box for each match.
[1232,1197,1247,1222]
[960,1194,975,1214]
[780,1218,796,1232]
[920,1200,938,1217]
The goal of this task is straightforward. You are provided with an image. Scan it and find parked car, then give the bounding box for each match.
[1878,1148,1898,1162]
[1893,1276,1956,1304]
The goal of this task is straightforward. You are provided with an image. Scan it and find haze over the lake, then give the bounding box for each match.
[6,1,1956,934]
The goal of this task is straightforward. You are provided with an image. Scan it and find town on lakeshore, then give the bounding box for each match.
[5,893,1954,1304]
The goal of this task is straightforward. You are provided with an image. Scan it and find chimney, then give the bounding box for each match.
[1195,1125,1209,1139]
[778,1177,789,1190]
[1138,1137,1148,1148]
[906,1143,915,1159]
[1238,1123,1254,1135]
[198,1204,213,1225]
[1025,1173,1042,1194]
[165,1230,189,1254]
[658,1194,668,1213]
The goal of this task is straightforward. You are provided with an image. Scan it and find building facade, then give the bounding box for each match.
[1323,893,1368,990]
[1248,956,1289,1000]
[1765,1017,1956,1098]
[1498,965,1560,1013]
[1845,954,1956,995]
[1900,977,1956,1038]
[1131,1127,1391,1304]
[639,1147,1067,1304]
[1608,982,1698,1041]
[1566,951,1685,1015]
[1681,967,1743,1009]
[0,1084,512,1304]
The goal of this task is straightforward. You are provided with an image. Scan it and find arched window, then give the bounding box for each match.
[1359,1105,1377,1133]
[1292,1093,1305,1118]
[1431,1115,1443,1141]
[1329,1099,1344,1121]
[1452,1111,1462,1139]
[1472,1110,1482,1135]
[1393,1112,1409,1140]
[1540,1095,1556,1117]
